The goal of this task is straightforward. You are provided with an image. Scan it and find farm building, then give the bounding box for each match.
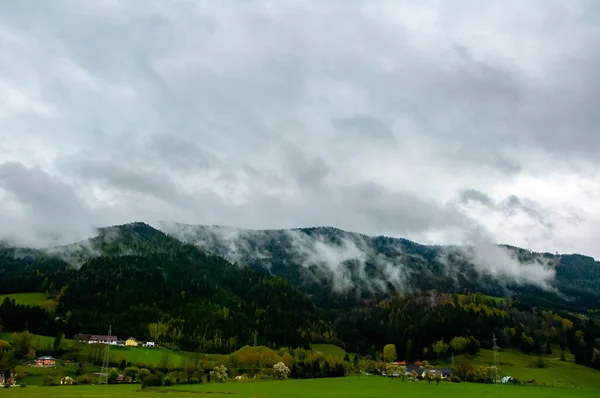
[34,356,56,367]
[77,333,118,345]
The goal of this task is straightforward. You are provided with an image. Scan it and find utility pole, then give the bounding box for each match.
[99,326,112,384]
[492,333,500,383]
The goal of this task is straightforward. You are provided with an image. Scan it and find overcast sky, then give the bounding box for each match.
[1,0,599,256]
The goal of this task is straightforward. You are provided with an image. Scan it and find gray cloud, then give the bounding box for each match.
[332,114,396,145]
[0,162,96,245]
[1,0,599,263]
[459,189,494,207]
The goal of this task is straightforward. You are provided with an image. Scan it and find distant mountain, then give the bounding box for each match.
[155,222,600,311]
[2,221,600,368]
[0,222,332,352]
[4,221,600,311]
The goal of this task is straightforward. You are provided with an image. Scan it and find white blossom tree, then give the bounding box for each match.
[273,361,290,379]
[385,362,401,378]
[210,365,228,383]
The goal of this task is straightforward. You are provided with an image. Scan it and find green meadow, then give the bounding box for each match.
[0,292,57,312]
[310,343,348,359]
[108,345,219,368]
[2,377,599,398]
[469,349,600,390]
[0,332,57,351]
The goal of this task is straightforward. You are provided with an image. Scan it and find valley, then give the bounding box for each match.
[1,222,599,395]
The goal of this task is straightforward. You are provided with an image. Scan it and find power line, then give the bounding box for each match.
[492,333,500,383]
[99,326,112,384]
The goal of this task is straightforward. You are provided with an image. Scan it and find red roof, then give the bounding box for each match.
[79,334,117,341]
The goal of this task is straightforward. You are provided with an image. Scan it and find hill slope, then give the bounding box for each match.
[0,223,333,352]
[155,222,600,311]
[1,221,599,372]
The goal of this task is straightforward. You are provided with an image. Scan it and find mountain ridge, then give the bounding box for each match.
[151,221,599,310]
[4,221,600,312]
[2,221,600,370]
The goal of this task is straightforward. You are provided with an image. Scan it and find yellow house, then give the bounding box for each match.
[125,337,138,347]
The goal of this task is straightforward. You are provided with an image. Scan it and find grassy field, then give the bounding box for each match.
[0,332,57,350]
[469,349,600,390]
[17,363,102,386]
[109,345,204,368]
[431,348,600,391]
[310,344,347,359]
[2,377,599,398]
[0,292,57,312]
[0,332,209,369]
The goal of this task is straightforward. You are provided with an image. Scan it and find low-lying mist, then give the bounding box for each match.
[156,221,558,293]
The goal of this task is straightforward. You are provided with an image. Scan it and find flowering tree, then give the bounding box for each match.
[273,361,290,379]
[385,363,407,380]
[410,369,419,380]
[385,363,400,377]
[210,365,228,383]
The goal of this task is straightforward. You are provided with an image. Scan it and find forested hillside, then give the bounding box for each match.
[0,223,334,353]
[1,222,599,371]
[157,222,600,311]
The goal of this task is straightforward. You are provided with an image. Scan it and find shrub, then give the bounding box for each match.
[3,384,9,389]
[20,383,26,388]
[42,375,57,386]
[77,375,95,385]
[163,376,173,386]
[137,368,151,382]
[107,368,120,383]
[451,376,461,383]
[273,362,290,379]
[14,365,26,379]
[210,365,228,383]
[142,374,163,388]
[254,372,273,380]
[189,376,200,384]
[531,357,547,368]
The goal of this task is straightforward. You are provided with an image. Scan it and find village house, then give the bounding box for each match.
[386,361,453,379]
[34,356,56,367]
[77,334,118,345]
[422,368,454,379]
[0,374,16,386]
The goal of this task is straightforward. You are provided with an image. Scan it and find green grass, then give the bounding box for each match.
[0,292,57,312]
[0,332,58,350]
[310,344,347,359]
[108,345,202,368]
[471,349,600,390]
[0,331,222,371]
[481,294,506,303]
[434,349,600,391]
[16,362,101,386]
[4,377,597,397]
